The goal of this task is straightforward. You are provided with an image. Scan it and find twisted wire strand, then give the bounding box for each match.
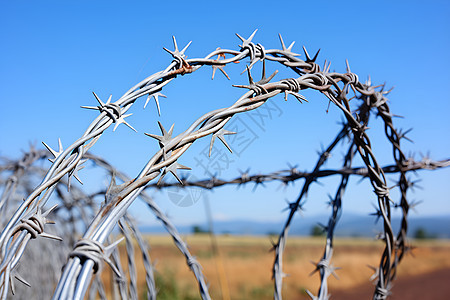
[322,83,395,300]
[144,158,449,190]
[315,143,356,299]
[0,32,446,299]
[85,153,209,299]
[106,233,129,300]
[0,32,273,296]
[52,34,342,299]
[0,156,132,298]
[312,93,372,300]
[122,215,156,300]
[372,88,413,290]
[118,219,138,300]
[1,151,448,193]
[0,148,449,298]
[0,150,211,299]
[59,67,394,299]
[332,77,419,299]
[272,122,351,300]
[0,148,47,223]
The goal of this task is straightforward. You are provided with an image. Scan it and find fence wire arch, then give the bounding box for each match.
[0,31,449,300]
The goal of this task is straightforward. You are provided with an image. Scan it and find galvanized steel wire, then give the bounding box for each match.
[0,30,449,299]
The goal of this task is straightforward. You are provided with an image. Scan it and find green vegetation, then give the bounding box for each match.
[192,225,210,234]
[414,227,436,240]
[249,285,273,298]
[152,270,197,300]
[310,224,326,237]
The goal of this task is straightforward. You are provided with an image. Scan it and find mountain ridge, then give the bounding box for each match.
[140,213,450,238]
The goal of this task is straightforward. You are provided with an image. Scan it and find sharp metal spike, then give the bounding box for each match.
[235,33,245,43]
[248,29,258,42]
[172,36,178,52]
[40,232,63,241]
[42,204,58,218]
[345,59,351,73]
[104,237,125,256]
[302,46,311,61]
[92,92,104,106]
[180,41,192,55]
[13,272,31,288]
[209,128,236,156]
[278,33,286,51]
[311,49,320,62]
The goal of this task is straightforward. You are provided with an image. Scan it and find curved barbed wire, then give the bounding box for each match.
[146,158,449,190]
[0,31,448,299]
[2,150,211,299]
[118,219,138,300]
[58,64,417,299]
[1,151,211,299]
[0,147,449,298]
[121,215,156,300]
[0,154,153,299]
[85,154,211,299]
[1,31,323,298]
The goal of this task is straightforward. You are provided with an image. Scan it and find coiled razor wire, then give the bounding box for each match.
[0,30,449,299]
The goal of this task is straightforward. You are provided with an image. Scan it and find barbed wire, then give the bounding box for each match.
[0,30,447,299]
[146,157,448,190]
[84,153,211,299]
[121,215,156,300]
[0,147,448,298]
[0,151,179,299]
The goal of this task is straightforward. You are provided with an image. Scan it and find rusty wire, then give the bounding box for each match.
[0,30,448,299]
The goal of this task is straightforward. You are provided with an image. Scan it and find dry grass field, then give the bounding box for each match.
[103,235,450,299]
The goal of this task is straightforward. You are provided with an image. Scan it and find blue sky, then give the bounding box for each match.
[1,1,449,227]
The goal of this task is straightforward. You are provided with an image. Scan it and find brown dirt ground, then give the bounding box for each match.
[101,235,450,299]
[332,268,450,300]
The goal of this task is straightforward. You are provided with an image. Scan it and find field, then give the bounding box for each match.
[105,235,450,299]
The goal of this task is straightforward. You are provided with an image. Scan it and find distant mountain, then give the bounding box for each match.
[140,214,450,238]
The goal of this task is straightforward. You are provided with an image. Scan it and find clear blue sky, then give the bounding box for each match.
[1,1,449,227]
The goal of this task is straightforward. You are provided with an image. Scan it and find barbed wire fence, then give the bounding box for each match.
[1,148,448,299]
[0,30,449,299]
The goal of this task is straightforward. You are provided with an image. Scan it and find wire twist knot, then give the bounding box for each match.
[374,285,391,299]
[100,103,122,123]
[69,239,105,273]
[187,257,200,269]
[281,78,301,92]
[17,214,44,239]
[374,185,390,198]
